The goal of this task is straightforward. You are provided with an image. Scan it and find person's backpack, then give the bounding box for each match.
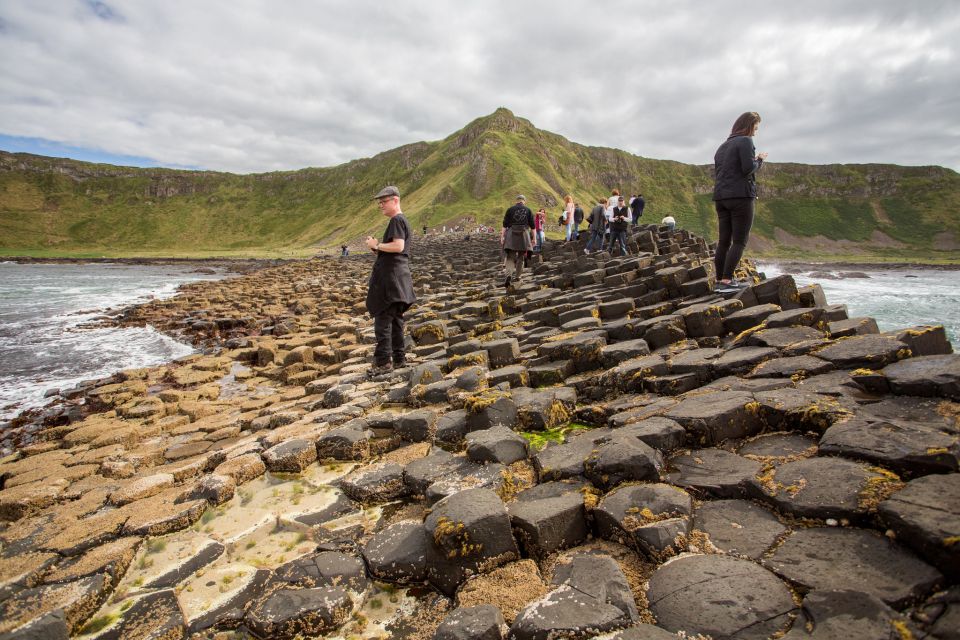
[574,206,584,224]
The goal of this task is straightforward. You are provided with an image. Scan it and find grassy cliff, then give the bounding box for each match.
[2,108,958,261]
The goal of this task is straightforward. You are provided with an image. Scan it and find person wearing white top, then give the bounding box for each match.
[563,195,576,241]
[661,215,676,231]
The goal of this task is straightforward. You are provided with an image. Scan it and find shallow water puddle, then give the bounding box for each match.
[83,460,362,632]
[115,530,223,597]
[176,561,263,623]
[225,519,315,569]
[296,460,357,486]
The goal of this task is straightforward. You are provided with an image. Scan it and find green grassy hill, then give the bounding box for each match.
[2,108,958,261]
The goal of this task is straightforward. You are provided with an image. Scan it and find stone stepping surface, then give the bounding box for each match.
[647,554,796,639]
[1,231,957,638]
[764,527,942,607]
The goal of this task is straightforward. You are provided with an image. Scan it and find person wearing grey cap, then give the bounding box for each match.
[501,194,535,285]
[364,185,416,376]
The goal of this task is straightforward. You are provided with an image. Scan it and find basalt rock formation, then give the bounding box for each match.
[0,223,958,639]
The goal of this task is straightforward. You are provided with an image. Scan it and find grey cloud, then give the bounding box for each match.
[0,0,957,173]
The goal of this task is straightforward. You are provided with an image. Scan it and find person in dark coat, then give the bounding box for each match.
[501,194,535,284]
[584,198,607,254]
[630,193,645,225]
[713,112,767,291]
[365,185,416,376]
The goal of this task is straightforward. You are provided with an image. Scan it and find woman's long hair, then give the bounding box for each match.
[730,112,761,137]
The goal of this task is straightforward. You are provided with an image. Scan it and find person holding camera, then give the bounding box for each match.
[609,196,631,256]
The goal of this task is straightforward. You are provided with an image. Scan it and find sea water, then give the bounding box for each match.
[759,263,960,347]
[0,262,229,422]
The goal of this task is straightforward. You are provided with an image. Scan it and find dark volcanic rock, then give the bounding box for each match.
[403,449,472,495]
[745,456,897,522]
[664,391,763,446]
[274,551,368,592]
[534,428,611,482]
[262,438,317,472]
[693,499,786,559]
[667,448,762,498]
[737,431,818,459]
[583,432,664,490]
[748,325,827,349]
[594,483,692,556]
[424,488,519,595]
[781,589,916,640]
[881,353,960,399]
[615,417,686,453]
[764,527,942,607]
[246,586,353,639]
[510,553,638,640]
[647,554,796,639]
[509,585,631,640]
[88,589,185,640]
[878,473,960,579]
[551,553,639,622]
[746,354,833,378]
[0,609,69,640]
[398,409,438,442]
[711,346,778,377]
[466,425,529,465]
[362,520,429,584]
[813,334,910,369]
[508,493,588,558]
[339,461,409,503]
[0,573,110,635]
[819,414,959,476]
[433,604,505,640]
[316,425,373,461]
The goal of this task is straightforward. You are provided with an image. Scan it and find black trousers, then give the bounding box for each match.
[714,198,755,280]
[373,303,406,365]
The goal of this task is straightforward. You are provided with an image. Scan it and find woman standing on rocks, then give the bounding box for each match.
[534,208,546,252]
[713,111,767,292]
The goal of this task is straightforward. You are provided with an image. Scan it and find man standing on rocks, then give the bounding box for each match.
[365,186,416,376]
[501,194,535,285]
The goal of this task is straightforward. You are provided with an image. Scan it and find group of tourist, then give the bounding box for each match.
[362,111,767,374]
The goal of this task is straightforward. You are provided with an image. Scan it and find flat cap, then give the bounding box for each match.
[515,194,526,201]
[373,185,400,199]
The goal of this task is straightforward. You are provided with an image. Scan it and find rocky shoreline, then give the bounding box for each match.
[0,256,283,274]
[0,224,957,639]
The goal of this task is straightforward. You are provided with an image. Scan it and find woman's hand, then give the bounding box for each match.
[757,152,768,161]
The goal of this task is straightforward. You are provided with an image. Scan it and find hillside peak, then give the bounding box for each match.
[467,107,529,134]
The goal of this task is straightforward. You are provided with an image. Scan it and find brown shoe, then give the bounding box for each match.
[367,362,394,377]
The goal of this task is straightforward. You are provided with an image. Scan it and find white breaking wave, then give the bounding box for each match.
[0,263,229,423]
[758,262,960,346]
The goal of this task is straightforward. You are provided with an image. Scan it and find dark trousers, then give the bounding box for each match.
[373,303,406,365]
[714,198,755,280]
[610,229,629,256]
[585,228,605,252]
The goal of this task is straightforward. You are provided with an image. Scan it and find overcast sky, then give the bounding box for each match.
[1,1,958,173]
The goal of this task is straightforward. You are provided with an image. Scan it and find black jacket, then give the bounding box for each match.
[610,206,630,231]
[713,135,763,200]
